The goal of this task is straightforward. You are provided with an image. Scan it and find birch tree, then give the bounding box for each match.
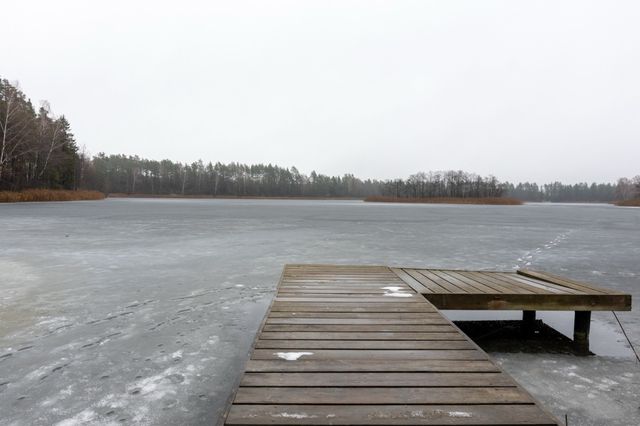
[0,80,36,183]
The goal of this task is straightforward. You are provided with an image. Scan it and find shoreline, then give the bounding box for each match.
[1,190,637,206]
[363,196,523,205]
[106,193,362,201]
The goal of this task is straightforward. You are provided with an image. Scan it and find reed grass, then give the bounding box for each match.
[363,196,523,205]
[0,189,105,203]
[614,199,640,207]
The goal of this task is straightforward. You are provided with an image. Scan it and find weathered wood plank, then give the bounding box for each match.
[433,270,495,294]
[271,303,436,312]
[517,269,625,295]
[263,324,455,332]
[496,273,581,295]
[268,312,444,319]
[465,271,536,295]
[275,296,421,303]
[251,349,486,361]
[254,340,474,350]
[404,269,451,293]
[495,273,578,295]
[278,289,401,294]
[244,359,500,373]
[233,386,532,404]
[266,318,450,325]
[389,268,432,293]
[259,331,462,340]
[477,272,550,295]
[420,270,469,294]
[240,372,513,387]
[226,404,557,425]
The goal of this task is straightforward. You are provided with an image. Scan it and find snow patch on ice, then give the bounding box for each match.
[275,352,314,361]
[567,372,594,384]
[41,385,75,407]
[135,371,178,400]
[595,378,619,391]
[54,409,98,426]
[85,362,204,424]
[97,393,128,409]
[131,405,150,423]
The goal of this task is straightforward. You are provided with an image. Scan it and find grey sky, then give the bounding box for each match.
[2,1,639,183]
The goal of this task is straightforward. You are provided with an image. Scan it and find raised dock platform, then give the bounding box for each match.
[392,267,631,350]
[223,264,614,425]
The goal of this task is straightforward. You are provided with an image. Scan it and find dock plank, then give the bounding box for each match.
[226,404,558,425]
[234,387,533,404]
[259,332,463,340]
[240,372,514,387]
[244,360,500,373]
[254,340,474,350]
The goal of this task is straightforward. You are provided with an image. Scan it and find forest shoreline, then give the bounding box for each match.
[106,193,362,200]
[2,190,638,207]
[364,196,523,205]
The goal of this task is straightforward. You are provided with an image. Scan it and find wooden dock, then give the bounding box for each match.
[223,264,578,425]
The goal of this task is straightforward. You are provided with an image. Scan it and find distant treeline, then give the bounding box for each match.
[503,182,628,203]
[2,78,639,203]
[83,155,640,203]
[378,173,639,202]
[380,172,504,199]
[88,154,381,198]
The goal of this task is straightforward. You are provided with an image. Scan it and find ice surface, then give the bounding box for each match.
[1,199,639,425]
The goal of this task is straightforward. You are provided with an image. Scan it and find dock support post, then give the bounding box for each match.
[573,311,591,353]
[522,310,536,336]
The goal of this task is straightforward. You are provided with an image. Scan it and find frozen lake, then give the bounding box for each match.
[1,199,639,425]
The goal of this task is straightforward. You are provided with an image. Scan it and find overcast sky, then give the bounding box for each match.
[2,1,639,183]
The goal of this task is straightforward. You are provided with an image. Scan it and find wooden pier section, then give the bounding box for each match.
[392,267,631,350]
[223,264,587,425]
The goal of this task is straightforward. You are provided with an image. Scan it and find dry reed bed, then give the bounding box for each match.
[614,199,640,207]
[0,189,105,203]
[364,196,523,205]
